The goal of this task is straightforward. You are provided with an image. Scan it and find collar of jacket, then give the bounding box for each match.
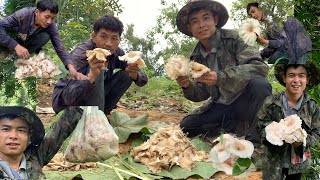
[273,91,313,109]
[190,29,222,57]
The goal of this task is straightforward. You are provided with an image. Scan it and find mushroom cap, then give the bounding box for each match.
[119,51,146,67]
[164,55,190,80]
[189,61,210,78]
[265,121,285,146]
[209,143,231,163]
[280,114,302,134]
[227,139,254,158]
[239,18,262,46]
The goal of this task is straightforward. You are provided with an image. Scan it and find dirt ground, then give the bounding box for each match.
[36,80,262,180]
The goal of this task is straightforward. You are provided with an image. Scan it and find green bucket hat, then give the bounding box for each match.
[0,106,45,146]
[274,59,320,88]
[176,0,229,37]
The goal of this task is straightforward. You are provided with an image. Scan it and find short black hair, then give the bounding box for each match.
[246,2,259,15]
[36,0,59,14]
[93,15,124,37]
[284,64,309,76]
[187,7,216,25]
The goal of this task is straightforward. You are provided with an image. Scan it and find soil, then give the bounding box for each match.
[36,80,262,180]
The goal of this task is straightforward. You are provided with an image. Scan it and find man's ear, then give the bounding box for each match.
[91,32,96,39]
[214,16,219,26]
[282,75,286,84]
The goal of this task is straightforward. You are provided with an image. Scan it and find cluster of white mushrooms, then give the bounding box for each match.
[265,114,307,146]
[164,55,210,80]
[14,52,62,79]
[130,124,208,173]
[208,134,255,177]
[238,18,262,46]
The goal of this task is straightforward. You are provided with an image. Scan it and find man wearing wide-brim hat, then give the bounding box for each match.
[257,59,320,179]
[0,106,83,179]
[175,0,271,145]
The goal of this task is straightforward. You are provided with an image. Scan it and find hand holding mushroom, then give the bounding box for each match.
[87,58,106,84]
[265,114,308,146]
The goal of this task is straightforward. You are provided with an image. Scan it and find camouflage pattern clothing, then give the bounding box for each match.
[0,107,83,179]
[258,92,320,179]
[183,29,269,113]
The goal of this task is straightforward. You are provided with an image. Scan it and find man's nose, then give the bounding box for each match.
[9,130,18,139]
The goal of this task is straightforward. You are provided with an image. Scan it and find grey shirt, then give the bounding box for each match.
[0,154,28,179]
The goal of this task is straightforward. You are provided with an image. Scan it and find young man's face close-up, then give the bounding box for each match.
[35,9,57,28]
[0,118,29,159]
[188,9,218,42]
[92,28,121,54]
[284,66,309,96]
[248,6,264,21]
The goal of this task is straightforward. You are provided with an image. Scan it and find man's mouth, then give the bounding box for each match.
[199,30,208,35]
[7,143,20,147]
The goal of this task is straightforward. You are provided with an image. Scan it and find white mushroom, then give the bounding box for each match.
[227,139,254,158]
[209,143,231,163]
[164,55,190,80]
[86,48,111,62]
[189,61,210,78]
[265,121,285,146]
[119,51,146,68]
[280,114,302,134]
[238,18,262,46]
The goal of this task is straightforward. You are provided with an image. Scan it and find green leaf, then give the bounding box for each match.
[109,111,148,143]
[190,137,212,152]
[121,155,218,179]
[232,158,252,176]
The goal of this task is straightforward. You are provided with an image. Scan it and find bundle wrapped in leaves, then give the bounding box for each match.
[64,106,119,162]
[14,52,62,79]
[130,124,208,173]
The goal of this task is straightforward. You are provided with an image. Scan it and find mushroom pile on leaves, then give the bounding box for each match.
[208,134,255,177]
[265,114,307,146]
[130,125,208,173]
[15,52,62,79]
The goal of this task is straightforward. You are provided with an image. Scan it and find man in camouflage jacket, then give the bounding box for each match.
[0,106,83,179]
[258,60,320,179]
[175,0,271,144]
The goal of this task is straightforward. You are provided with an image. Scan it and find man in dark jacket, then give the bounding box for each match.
[0,0,86,80]
[175,0,271,144]
[52,15,148,114]
[247,2,312,64]
[0,106,83,179]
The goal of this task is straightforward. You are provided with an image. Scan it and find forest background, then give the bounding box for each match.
[0,0,319,178]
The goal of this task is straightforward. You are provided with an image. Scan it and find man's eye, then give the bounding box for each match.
[1,128,9,131]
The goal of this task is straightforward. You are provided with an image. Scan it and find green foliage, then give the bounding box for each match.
[294,0,320,103]
[0,59,36,109]
[4,0,35,15]
[109,111,148,143]
[55,0,123,51]
[232,158,252,176]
